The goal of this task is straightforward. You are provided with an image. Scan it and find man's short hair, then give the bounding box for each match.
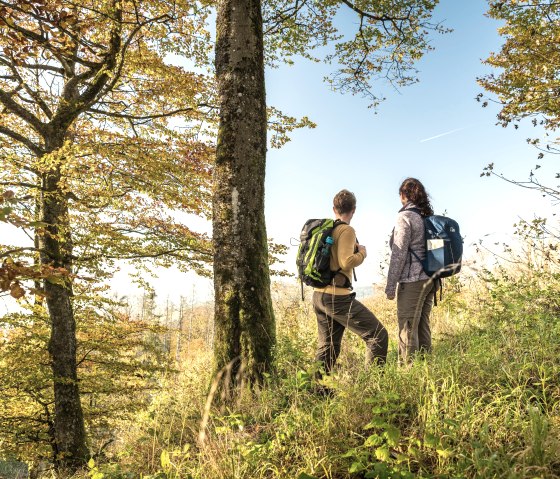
[333,189,356,214]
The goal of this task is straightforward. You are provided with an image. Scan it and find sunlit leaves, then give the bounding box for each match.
[267,106,316,149]
[0,0,216,286]
[478,1,560,201]
[0,0,215,461]
[0,294,170,460]
[263,0,449,106]
[480,1,560,132]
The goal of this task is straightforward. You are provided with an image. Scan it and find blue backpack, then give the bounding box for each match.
[409,210,463,279]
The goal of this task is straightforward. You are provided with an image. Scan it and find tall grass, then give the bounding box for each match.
[86,262,560,479]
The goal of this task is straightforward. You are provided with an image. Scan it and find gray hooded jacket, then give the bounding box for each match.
[385,202,429,297]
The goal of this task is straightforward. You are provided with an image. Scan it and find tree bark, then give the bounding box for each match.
[213,0,275,390]
[39,138,88,469]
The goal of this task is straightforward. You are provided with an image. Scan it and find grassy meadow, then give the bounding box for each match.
[78,256,560,479]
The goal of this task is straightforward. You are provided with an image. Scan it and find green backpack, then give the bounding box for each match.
[296,218,344,298]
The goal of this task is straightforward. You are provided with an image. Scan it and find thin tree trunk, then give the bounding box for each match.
[176,297,184,361]
[39,143,88,468]
[213,0,275,390]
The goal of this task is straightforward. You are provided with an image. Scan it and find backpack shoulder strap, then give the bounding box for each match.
[405,207,427,271]
[331,219,358,285]
[407,207,423,217]
[410,249,423,263]
[333,218,346,229]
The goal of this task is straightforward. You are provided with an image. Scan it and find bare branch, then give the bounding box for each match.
[76,246,212,262]
[87,105,209,120]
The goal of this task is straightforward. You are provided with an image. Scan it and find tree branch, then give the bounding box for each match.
[18,62,65,75]
[0,181,43,190]
[0,247,44,258]
[0,89,46,135]
[75,246,212,262]
[0,125,44,155]
[99,12,172,100]
[51,0,123,130]
[87,105,212,120]
[0,57,54,119]
[264,0,307,35]
[338,0,408,22]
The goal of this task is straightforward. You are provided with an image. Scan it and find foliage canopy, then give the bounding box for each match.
[479,1,560,203]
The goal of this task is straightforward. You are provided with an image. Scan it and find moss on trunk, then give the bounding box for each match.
[213,0,276,391]
[39,143,88,468]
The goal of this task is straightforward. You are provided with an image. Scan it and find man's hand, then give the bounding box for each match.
[357,244,367,258]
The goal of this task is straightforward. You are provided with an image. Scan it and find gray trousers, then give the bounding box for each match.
[313,291,388,375]
[396,279,436,361]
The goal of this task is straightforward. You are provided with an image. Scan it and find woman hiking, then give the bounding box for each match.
[385,178,438,362]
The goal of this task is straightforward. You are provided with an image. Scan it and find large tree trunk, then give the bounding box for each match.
[39,141,88,469]
[213,0,275,390]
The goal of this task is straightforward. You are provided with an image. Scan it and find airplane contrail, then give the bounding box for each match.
[420,127,466,143]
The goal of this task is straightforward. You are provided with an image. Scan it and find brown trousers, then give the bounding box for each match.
[313,291,388,374]
[396,279,437,361]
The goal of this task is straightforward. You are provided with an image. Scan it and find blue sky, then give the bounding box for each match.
[262,0,555,290]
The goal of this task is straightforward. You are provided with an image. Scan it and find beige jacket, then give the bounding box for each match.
[314,223,364,295]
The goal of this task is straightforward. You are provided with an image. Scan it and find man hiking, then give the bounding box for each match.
[312,189,388,387]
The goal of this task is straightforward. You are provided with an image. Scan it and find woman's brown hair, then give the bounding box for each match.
[399,178,433,217]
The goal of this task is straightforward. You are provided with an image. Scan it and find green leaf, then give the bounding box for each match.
[297,473,319,479]
[364,417,387,429]
[160,450,171,470]
[0,206,12,219]
[375,446,391,462]
[383,425,401,447]
[371,405,388,414]
[349,461,365,474]
[436,448,453,458]
[340,448,359,458]
[424,433,438,449]
[27,221,47,228]
[364,433,383,447]
[443,418,459,429]
[45,275,67,286]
